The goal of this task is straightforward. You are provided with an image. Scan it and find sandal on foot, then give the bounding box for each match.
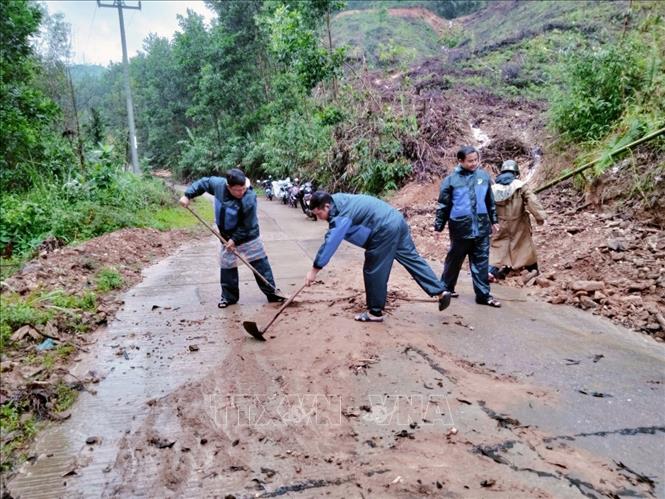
[438,291,452,311]
[450,292,459,298]
[354,311,384,322]
[218,299,235,309]
[477,297,501,308]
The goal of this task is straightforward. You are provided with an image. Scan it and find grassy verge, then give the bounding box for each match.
[333,8,442,68]
[138,195,214,230]
[0,287,99,471]
[0,183,213,281]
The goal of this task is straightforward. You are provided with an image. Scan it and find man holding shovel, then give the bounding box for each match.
[179,168,284,308]
[304,191,451,322]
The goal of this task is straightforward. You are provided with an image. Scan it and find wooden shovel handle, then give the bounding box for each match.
[262,283,308,334]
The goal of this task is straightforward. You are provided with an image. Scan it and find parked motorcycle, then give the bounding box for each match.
[273,179,291,205]
[262,179,273,201]
[300,181,316,220]
[288,183,300,208]
[300,181,314,209]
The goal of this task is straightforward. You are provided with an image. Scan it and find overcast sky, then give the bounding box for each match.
[44,0,215,66]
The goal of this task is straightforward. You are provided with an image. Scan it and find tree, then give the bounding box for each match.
[130,34,189,167]
[85,107,105,145]
[0,0,65,190]
[260,3,344,93]
[32,5,85,167]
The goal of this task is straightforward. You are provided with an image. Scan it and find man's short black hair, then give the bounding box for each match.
[457,145,479,161]
[309,191,333,210]
[226,168,246,187]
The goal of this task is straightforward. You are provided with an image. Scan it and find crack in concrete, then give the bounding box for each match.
[472,441,626,499]
[252,475,353,498]
[543,425,665,442]
[402,345,456,384]
[477,400,523,429]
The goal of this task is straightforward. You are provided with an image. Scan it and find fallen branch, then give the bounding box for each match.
[535,126,665,194]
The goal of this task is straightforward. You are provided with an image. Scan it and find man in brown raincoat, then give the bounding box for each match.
[489,160,547,281]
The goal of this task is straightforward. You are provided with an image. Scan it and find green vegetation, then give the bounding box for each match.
[0,295,50,348]
[332,9,441,68]
[345,1,485,19]
[0,403,37,472]
[146,196,214,230]
[95,267,124,292]
[550,38,649,143]
[63,1,441,196]
[0,1,203,278]
[0,380,77,471]
[449,0,664,192]
[549,4,665,187]
[45,290,97,311]
[0,145,174,258]
[0,288,104,351]
[53,383,78,413]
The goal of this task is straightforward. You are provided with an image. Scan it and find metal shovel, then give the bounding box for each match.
[243,283,307,341]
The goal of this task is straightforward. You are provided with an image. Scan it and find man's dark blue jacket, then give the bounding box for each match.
[313,193,398,269]
[434,166,498,240]
[185,177,259,245]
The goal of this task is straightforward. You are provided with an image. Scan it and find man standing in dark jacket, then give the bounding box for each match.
[304,191,451,322]
[179,168,284,308]
[434,146,501,308]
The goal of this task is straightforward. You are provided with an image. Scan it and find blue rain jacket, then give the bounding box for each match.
[185,177,260,245]
[313,194,398,269]
[434,166,498,240]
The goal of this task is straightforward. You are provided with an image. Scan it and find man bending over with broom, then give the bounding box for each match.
[179,168,284,308]
[304,191,451,322]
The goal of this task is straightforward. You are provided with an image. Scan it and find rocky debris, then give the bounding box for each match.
[148,435,176,449]
[569,280,605,292]
[395,180,664,339]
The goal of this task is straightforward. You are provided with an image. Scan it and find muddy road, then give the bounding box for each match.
[8,199,665,498]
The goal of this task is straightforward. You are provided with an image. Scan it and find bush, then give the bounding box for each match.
[176,134,218,180]
[252,105,332,180]
[550,39,646,142]
[0,146,174,259]
[0,294,51,350]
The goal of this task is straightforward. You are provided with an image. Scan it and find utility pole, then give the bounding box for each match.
[97,0,141,173]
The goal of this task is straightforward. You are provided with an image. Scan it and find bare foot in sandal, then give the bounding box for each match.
[354,311,384,322]
[476,297,501,308]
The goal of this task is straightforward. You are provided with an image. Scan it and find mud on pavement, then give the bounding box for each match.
[109,268,655,498]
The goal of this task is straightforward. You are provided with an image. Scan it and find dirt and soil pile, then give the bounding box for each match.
[378,39,664,340]
[393,175,665,339]
[354,60,546,182]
